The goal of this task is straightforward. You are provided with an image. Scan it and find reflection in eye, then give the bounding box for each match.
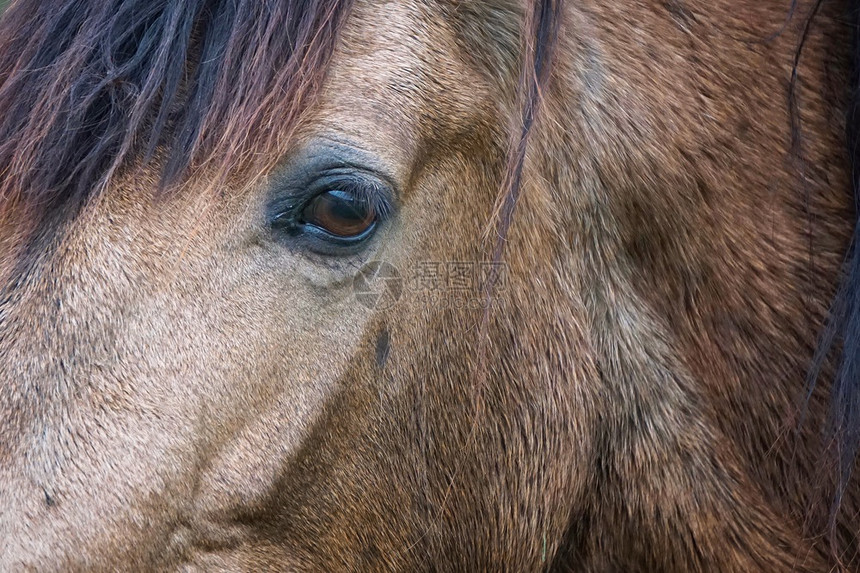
[301,189,377,238]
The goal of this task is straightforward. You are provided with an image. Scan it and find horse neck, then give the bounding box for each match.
[526,0,857,560]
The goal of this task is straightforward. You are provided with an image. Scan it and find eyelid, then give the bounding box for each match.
[304,173,393,220]
[269,161,394,214]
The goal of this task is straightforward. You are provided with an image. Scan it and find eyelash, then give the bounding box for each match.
[303,178,392,220]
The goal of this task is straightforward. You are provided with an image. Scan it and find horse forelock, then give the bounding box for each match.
[0,0,353,239]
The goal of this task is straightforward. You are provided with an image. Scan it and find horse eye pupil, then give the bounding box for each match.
[302,190,376,238]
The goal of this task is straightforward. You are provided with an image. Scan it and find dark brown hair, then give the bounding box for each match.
[0,0,353,230]
[792,0,860,538]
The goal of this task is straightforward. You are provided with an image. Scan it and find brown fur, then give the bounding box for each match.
[1,0,859,570]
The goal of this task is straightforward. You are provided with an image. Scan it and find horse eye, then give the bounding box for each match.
[301,189,377,239]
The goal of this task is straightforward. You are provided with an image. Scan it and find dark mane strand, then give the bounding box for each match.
[801,0,860,554]
[0,0,353,230]
[479,0,560,374]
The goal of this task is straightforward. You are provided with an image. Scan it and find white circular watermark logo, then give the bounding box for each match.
[354,261,403,310]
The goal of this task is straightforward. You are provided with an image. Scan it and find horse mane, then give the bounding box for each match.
[791,0,860,537]
[0,0,353,228]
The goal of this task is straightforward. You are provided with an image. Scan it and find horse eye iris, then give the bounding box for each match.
[302,190,376,238]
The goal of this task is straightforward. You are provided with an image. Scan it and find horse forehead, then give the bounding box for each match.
[328,0,509,115]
